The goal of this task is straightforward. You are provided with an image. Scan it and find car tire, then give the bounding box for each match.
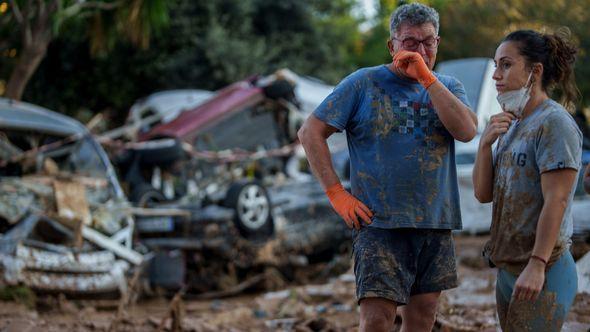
[131,183,166,207]
[224,181,274,239]
[135,138,184,165]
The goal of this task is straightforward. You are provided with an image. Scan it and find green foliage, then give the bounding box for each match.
[154,0,363,88]
[432,0,590,108]
[23,36,164,123]
[358,0,590,109]
[5,0,590,123]
[0,286,36,309]
[18,0,365,124]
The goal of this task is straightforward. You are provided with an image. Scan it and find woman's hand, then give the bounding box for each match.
[512,259,545,301]
[480,112,516,147]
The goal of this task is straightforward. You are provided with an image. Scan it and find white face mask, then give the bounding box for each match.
[496,72,533,118]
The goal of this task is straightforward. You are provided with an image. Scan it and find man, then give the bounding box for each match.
[297,3,477,332]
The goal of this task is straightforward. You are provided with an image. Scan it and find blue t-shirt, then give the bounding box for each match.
[313,65,470,229]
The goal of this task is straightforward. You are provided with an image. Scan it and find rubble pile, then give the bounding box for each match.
[0,101,143,297]
[0,175,141,295]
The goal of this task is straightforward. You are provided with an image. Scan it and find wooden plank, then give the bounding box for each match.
[82,227,143,265]
[127,207,190,217]
[53,180,91,248]
[53,180,92,226]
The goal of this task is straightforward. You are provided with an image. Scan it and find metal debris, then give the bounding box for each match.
[0,101,144,296]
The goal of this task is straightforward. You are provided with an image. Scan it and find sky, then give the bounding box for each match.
[360,0,377,18]
[357,0,378,31]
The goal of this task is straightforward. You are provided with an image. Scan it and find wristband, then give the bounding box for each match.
[530,255,548,265]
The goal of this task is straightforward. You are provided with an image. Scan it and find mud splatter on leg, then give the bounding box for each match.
[504,291,564,332]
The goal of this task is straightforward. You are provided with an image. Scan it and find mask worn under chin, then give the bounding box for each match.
[496,72,533,118]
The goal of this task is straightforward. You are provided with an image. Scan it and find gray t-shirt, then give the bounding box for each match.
[485,99,582,273]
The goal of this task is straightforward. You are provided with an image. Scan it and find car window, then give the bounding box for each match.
[66,138,109,178]
[193,103,281,152]
[0,131,115,203]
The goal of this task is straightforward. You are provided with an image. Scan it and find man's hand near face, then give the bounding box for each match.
[394,50,437,88]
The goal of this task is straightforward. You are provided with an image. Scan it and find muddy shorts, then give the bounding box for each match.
[496,251,577,332]
[352,226,458,305]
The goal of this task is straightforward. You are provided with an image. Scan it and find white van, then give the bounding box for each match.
[436,57,502,133]
[435,58,502,233]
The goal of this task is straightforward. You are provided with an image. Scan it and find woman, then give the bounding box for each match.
[473,29,582,331]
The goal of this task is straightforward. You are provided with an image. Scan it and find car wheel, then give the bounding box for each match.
[224,181,273,239]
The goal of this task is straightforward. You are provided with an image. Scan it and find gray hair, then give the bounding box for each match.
[389,3,440,38]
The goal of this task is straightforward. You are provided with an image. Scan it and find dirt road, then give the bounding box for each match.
[0,235,589,331]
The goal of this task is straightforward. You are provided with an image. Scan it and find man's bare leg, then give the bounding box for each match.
[359,297,397,332]
[399,291,440,332]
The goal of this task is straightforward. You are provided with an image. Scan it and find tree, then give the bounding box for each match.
[15,0,364,126]
[356,0,590,109]
[3,0,168,100]
[432,0,590,108]
[152,0,364,89]
[350,0,398,68]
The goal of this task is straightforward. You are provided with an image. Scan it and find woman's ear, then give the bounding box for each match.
[532,62,544,83]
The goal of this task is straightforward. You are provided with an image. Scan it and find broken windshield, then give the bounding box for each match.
[0,130,107,178]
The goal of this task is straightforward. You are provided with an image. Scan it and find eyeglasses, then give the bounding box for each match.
[392,36,440,51]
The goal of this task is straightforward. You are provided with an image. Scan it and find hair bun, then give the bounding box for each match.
[545,27,576,65]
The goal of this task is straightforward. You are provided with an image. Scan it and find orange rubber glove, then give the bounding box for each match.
[325,183,373,229]
[393,50,437,89]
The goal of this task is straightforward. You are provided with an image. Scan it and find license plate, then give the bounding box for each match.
[137,216,174,232]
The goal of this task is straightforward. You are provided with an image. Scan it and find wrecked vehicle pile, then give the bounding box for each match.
[106,71,305,212]
[0,98,142,296]
[96,72,349,295]
[0,70,351,299]
[101,72,305,239]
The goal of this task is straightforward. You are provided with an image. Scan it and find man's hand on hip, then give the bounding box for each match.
[394,51,437,88]
[326,183,373,229]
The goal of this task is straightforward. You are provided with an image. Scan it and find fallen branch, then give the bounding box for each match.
[157,287,186,332]
[108,262,146,332]
[194,273,266,300]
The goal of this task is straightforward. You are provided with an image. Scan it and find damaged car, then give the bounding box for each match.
[100,74,350,294]
[111,73,306,240]
[126,89,215,136]
[0,98,142,296]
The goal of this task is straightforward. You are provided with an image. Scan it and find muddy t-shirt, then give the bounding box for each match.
[486,99,582,273]
[313,65,470,229]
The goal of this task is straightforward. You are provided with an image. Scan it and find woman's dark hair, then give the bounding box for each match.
[503,28,579,111]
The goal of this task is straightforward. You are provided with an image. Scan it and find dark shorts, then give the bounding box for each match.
[353,226,458,305]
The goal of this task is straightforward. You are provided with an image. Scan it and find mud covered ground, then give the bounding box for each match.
[0,235,589,332]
